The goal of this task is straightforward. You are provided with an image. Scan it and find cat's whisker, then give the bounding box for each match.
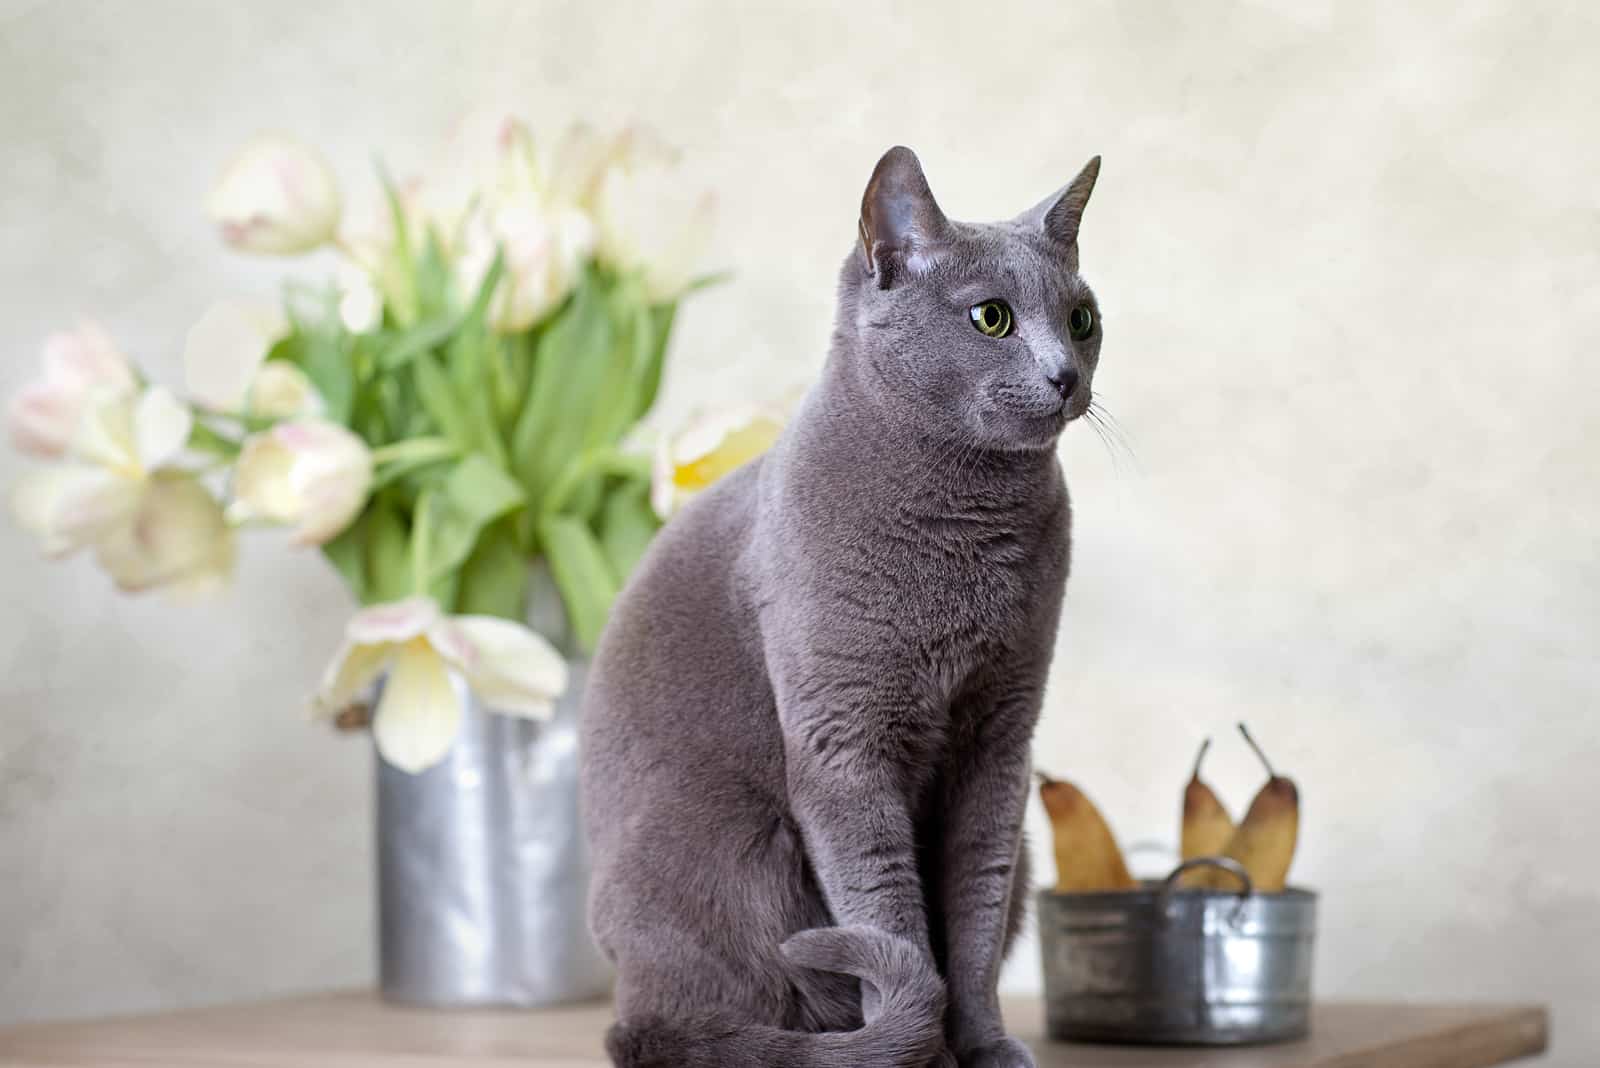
[1081,406,1136,480]
[1085,399,1140,476]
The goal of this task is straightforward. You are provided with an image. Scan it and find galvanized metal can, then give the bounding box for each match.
[1037,857,1317,1045]
[375,659,612,1007]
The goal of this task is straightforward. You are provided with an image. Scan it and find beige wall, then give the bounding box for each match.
[2,0,1596,1059]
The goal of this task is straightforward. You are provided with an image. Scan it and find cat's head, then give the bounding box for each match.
[839,146,1102,453]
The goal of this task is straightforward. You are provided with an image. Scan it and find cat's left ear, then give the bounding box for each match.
[1019,155,1101,250]
[858,146,953,288]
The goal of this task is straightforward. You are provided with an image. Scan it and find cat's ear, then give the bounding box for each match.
[1020,155,1101,250]
[858,146,952,287]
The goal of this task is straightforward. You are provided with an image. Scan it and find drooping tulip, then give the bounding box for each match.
[229,419,373,545]
[94,471,235,592]
[315,595,568,773]
[11,386,231,591]
[207,134,342,255]
[7,323,136,458]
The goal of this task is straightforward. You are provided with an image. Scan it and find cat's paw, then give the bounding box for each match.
[958,1035,1036,1068]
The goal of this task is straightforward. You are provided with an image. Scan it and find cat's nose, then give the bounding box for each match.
[1047,366,1081,398]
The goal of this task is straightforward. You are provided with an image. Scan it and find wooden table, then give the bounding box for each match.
[0,993,1548,1067]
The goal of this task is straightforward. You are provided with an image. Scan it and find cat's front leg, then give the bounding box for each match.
[939,689,1039,1068]
[780,690,934,962]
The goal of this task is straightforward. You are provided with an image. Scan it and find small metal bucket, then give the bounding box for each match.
[1037,857,1317,1045]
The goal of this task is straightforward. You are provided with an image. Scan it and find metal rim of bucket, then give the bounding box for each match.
[1158,856,1253,927]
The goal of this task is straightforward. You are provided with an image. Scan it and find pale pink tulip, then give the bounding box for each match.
[208,135,342,255]
[7,323,136,458]
[229,419,373,545]
[9,386,233,594]
[315,596,568,773]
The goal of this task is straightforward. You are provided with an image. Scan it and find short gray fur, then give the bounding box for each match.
[581,145,1103,1068]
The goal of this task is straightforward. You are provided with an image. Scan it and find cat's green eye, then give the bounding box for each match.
[969,300,1013,339]
[1068,305,1095,341]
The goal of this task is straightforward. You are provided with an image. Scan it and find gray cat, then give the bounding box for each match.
[581,145,1102,1068]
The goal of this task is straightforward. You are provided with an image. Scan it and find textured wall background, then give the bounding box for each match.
[2,0,1596,1060]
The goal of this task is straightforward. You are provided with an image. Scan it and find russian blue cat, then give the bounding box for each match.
[582,145,1102,1068]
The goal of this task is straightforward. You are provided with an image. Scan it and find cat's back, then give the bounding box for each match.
[581,455,775,788]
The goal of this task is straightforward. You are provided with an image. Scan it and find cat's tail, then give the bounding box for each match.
[605,925,945,1068]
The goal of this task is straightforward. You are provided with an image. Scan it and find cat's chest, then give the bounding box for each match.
[841,493,1068,660]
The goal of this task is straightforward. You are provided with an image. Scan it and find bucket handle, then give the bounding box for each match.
[1158,856,1253,928]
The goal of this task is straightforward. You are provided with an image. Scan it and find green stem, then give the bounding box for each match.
[371,436,456,466]
[188,420,243,458]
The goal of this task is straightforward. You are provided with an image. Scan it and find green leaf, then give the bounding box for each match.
[598,481,660,587]
[633,302,677,421]
[412,350,470,448]
[455,520,529,619]
[375,167,419,324]
[448,249,504,386]
[321,515,369,603]
[509,272,615,507]
[410,455,527,588]
[272,322,354,426]
[376,316,460,372]
[414,230,455,322]
[539,515,619,653]
[365,497,413,603]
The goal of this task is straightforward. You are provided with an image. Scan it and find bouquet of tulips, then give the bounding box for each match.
[8,115,782,772]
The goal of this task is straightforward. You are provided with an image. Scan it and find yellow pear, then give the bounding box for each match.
[1037,772,1137,893]
[1193,725,1299,892]
[1180,737,1235,861]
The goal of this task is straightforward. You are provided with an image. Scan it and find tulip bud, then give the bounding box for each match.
[230,420,373,545]
[7,323,136,458]
[207,135,342,255]
[248,362,322,420]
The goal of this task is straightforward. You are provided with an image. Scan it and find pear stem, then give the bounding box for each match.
[1189,737,1212,782]
[1238,723,1277,778]
[1033,770,1056,785]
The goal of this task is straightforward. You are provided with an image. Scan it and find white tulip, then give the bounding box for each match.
[651,404,785,518]
[419,112,541,241]
[457,192,596,332]
[208,134,342,255]
[593,139,714,302]
[182,298,291,412]
[11,386,231,591]
[315,595,568,773]
[229,419,373,545]
[94,472,235,592]
[7,323,136,458]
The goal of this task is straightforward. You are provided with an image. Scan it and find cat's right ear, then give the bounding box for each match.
[858,146,952,288]
[1018,155,1102,251]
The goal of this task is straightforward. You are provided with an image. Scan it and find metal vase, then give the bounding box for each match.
[375,656,612,1006]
